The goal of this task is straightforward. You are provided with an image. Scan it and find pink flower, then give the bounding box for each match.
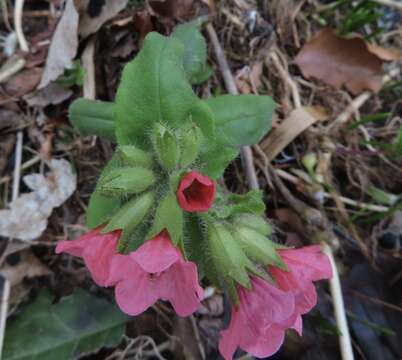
[177,171,216,212]
[108,231,204,317]
[219,277,296,360]
[270,245,333,335]
[56,228,121,286]
[219,246,332,360]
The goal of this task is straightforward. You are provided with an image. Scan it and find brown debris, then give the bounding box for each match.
[294,28,399,94]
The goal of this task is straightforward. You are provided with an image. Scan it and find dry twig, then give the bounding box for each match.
[206,23,259,190]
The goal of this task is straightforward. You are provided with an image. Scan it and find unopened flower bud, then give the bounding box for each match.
[99,167,155,196]
[102,191,155,233]
[179,123,203,167]
[235,226,287,270]
[154,124,180,170]
[232,213,272,236]
[208,222,251,288]
[119,145,154,168]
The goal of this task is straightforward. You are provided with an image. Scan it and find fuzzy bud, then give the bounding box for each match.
[179,123,203,167]
[102,191,155,233]
[119,145,154,168]
[99,167,155,196]
[154,124,180,170]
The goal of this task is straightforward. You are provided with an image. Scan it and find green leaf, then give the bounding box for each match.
[149,193,183,245]
[115,32,197,147]
[222,190,265,217]
[87,154,121,229]
[172,23,212,84]
[205,94,275,147]
[69,99,116,141]
[3,289,129,360]
[199,144,238,179]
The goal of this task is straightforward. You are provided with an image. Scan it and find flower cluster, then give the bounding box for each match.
[57,171,332,359]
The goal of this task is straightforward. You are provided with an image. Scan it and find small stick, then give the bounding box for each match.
[0,57,25,83]
[0,155,41,185]
[206,23,259,190]
[12,131,23,201]
[322,243,355,360]
[13,0,29,52]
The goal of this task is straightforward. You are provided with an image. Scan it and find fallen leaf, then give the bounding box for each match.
[3,68,43,97]
[0,251,50,288]
[294,28,400,94]
[24,83,73,107]
[78,0,129,38]
[261,106,328,161]
[149,0,193,19]
[39,0,79,88]
[133,10,154,42]
[0,159,77,241]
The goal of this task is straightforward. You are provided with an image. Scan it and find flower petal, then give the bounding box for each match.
[157,260,204,316]
[111,254,160,315]
[130,231,180,273]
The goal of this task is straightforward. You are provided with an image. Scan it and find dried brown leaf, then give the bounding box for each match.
[39,0,79,88]
[149,0,193,19]
[294,28,399,94]
[261,106,328,161]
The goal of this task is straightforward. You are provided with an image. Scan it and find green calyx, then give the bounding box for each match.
[179,122,203,167]
[99,167,156,196]
[153,124,181,171]
[234,226,287,270]
[118,145,154,168]
[102,191,155,233]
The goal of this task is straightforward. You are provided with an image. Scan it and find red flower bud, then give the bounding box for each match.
[177,171,216,212]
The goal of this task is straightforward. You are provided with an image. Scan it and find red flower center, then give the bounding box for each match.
[177,171,216,212]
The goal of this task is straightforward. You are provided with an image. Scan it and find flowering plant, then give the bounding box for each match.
[58,23,331,359]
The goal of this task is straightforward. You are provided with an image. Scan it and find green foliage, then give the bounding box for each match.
[114,33,197,147]
[172,23,213,84]
[57,60,85,88]
[68,26,278,275]
[86,154,122,229]
[99,167,156,196]
[149,192,183,245]
[205,95,276,147]
[3,289,129,360]
[69,99,116,141]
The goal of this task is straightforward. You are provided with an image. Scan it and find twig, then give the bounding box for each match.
[0,278,10,359]
[206,23,259,190]
[0,155,41,185]
[13,0,29,52]
[12,131,23,201]
[275,169,389,213]
[322,243,355,360]
[190,314,206,360]
[82,37,96,100]
[0,57,25,83]
[269,51,302,108]
[371,0,402,10]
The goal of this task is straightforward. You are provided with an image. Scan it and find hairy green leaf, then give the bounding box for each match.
[87,154,121,229]
[172,23,212,84]
[69,99,116,141]
[206,94,275,147]
[3,289,129,360]
[115,32,197,147]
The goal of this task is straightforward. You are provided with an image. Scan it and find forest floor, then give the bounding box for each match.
[1,0,402,359]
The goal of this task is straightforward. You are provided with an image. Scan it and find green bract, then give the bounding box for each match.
[68,23,279,302]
